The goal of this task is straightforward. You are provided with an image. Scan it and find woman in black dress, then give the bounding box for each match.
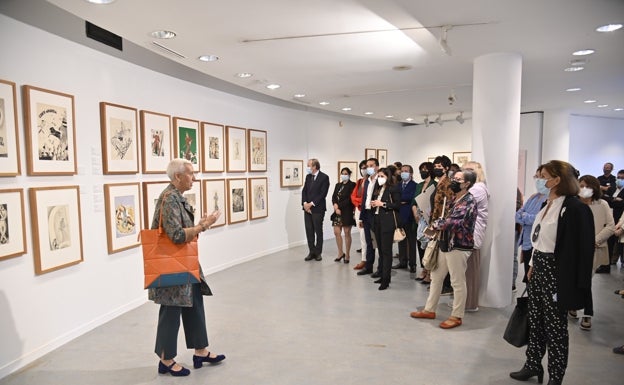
[332,167,356,263]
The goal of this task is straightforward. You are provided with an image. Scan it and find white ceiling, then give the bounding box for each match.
[47,0,624,124]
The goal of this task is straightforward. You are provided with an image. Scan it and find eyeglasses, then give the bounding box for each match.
[452,178,464,183]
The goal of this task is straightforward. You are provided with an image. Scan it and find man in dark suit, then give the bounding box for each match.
[598,162,616,198]
[302,158,330,261]
[604,169,624,266]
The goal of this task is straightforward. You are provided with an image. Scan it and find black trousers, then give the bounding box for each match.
[373,215,393,285]
[522,249,532,283]
[155,284,209,360]
[362,209,376,270]
[398,223,417,268]
[304,211,324,256]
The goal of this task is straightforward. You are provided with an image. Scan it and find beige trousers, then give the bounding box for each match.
[424,248,471,318]
[465,249,480,309]
[355,208,367,261]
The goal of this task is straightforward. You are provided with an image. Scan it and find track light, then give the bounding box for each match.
[424,115,430,127]
[439,25,452,56]
[456,112,465,124]
[435,114,443,126]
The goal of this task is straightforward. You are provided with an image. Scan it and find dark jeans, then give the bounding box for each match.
[304,211,324,256]
[362,209,376,270]
[373,215,393,285]
[398,223,417,269]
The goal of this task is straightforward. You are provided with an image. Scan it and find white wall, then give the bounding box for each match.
[569,114,624,177]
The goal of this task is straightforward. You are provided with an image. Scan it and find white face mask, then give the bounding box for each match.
[377,177,387,186]
[340,174,350,182]
[360,169,367,177]
[578,186,593,199]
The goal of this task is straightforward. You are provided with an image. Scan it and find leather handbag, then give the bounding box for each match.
[503,289,530,347]
[389,194,406,242]
[422,232,440,271]
[140,193,201,289]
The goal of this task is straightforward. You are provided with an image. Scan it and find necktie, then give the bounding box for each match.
[361,179,369,211]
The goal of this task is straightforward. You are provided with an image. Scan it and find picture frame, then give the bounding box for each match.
[23,85,77,175]
[227,178,248,224]
[100,102,139,174]
[0,79,21,176]
[377,149,388,167]
[452,151,472,167]
[141,181,170,228]
[226,126,247,172]
[202,179,227,228]
[140,110,172,174]
[247,128,267,172]
[173,117,201,172]
[280,159,304,187]
[248,177,268,220]
[427,157,436,163]
[103,183,142,254]
[337,161,358,183]
[29,185,83,274]
[201,122,225,172]
[365,148,376,160]
[0,188,27,260]
[183,181,202,226]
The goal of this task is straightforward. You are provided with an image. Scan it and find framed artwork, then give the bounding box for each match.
[0,79,21,176]
[427,157,436,163]
[23,85,77,175]
[0,189,27,260]
[201,122,225,172]
[247,128,267,172]
[140,110,172,174]
[226,126,247,172]
[183,181,202,225]
[377,149,388,167]
[227,178,248,224]
[202,179,227,228]
[100,102,139,174]
[337,161,358,182]
[280,159,304,187]
[103,183,142,254]
[173,117,200,172]
[248,177,268,220]
[141,181,170,228]
[365,148,376,160]
[453,151,472,167]
[29,186,83,275]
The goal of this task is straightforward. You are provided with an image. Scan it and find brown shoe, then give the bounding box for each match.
[439,317,462,329]
[353,261,366,270]
[410,310,436,319]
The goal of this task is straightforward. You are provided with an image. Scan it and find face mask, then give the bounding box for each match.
[400,172,410,181]
[306,167,312,175]
[535,178,550,195]
[433,169,445,178]
[366,167,375,176]
[360,169,367,177]
[617,179,624,189]
[377,177,387,186]
[578,187,593,199]
[449,181,462,193]
[420,171,429,180]
[340,174,350,182]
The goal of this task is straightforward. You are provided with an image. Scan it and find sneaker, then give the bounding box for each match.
[568,310,578,319]
[440,286,453,296]
[580,317,592,330]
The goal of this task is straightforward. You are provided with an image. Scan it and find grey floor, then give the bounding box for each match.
[2,244,624,385]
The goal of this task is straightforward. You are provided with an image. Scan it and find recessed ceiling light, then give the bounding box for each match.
[293,94,306,98]
[198,55,218,62]
[405,117,414,122]
[566,87,581,92]
[364,112,374,115]
[596,23,623,32]
[584,99,597,103]
[266,84,280,90]
[614,108,624,111]
[341,107,352,111]
[385,115,394,119]
[573,49,595,56]
[236,72,253,78]
[319,101,330,106]
[150,30,176,39]
[564,66,584,72]
[597,104,609,108]
[85,0,116,4]
[570,59,587,66]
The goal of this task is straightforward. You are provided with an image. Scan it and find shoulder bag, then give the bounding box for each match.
[503,288,530,347]
[389,193,406,242]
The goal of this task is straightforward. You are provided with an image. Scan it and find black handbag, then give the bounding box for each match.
[503,289,529,347]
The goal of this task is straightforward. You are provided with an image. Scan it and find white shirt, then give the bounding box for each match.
[531,196,565,258]
[364,175,377,209]
[375,186,385,214]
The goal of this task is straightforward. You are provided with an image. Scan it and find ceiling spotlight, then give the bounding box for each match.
[573,49,595,56]
[150,30,176,39]
[342,107,352,111]
[456,112,465,124]
[364,112,374,115]
[564,66,584,72]
[424,116,430,127]
[566,87,581,92]
[435,114,443,126]
[597,104,608,108]
[584,100,597,103]
[236,72,253,78]
[614,108,623,111]
[570,59,587,66]
[439,25,453,56]
[319,101,330,106]
[86,0,116,4]
[406,117,414,122]
[596,24,622,32]
[198,55,219,62]
[293,94,306,98]
[266,84,281,90]
[385,115,394,118]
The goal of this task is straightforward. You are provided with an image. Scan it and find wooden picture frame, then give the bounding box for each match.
[226,126,247,172]
[365,148,376,160]
[201,122,225,172]
[183,181,202,225]
[0,79,21,176]
[29,185,83,274]
[377,149,388,167]
[173,117,201,172]
[0,188,27,260]
[227,178,248,224]
[280,159,304,187]
[141,181,170,228]
[100,102,139,174]
[248,177,268,220]
[140,110,172,174]
[247,128,267,172]
[202,179,227,228]
[452,151,472,167]
[103,183,142,254]
[337,161,358,183]
[23,85,77,175]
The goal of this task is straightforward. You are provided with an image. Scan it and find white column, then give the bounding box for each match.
[472,53,522,308]
[542,109,570,162]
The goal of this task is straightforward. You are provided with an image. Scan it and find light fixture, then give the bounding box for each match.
[342,107,352,111]
[319,101,330,106]
[584,99,597,103]
[236,72,253,78]
[573,49,595,56]
[596,23,623,32]
[423,116,430,127]
[266,84,280,90]
[439,25,452,56]
[614,108,623,111]
[364,112,374,115]
[85,0,116,4]
[150,30,176,39]
[198,55,218,62]
[597,104,609,108]
[564,66,584,72]
[406,117,414,122]
[570,58,587,66]
[435,114,443,126]
[293,94,306,98]
[456,112,465,124]
[385,115,394,119]
[566,87,581,92]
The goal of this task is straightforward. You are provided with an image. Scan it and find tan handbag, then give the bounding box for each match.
[422,232,440,271]
[389,194,406,242]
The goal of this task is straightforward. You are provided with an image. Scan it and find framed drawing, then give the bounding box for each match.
[183,181,202,225]
[140,110,172,174]
[0,79,21,176]
[23,85,77,175]
[226,126,247,172]
[29,186,83,275]
[202,179,227,228]
[247,128,267,172]
[337,161,358,182]
[142,181,170,228]
[248,177,268,220]
[173,117,200,172]
[280,159,303,187]
[103,183,142,254]
[452,151,472,167]
[0,189,27,260]
[427,157,436,163]
[100,102,139,174]
[365,148,376,160]
[201,122,225,172]
[227,178,248,224]
[377,149,388,167]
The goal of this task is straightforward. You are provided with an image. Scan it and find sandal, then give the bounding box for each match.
[439,317,462,329]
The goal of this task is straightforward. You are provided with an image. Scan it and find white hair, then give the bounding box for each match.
[166,158,193,181]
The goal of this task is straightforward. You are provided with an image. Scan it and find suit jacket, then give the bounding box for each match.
[301,171,330,213]
[398,179,417,226]
[605,188,624,222]
[371,184,402,233]
[554,196,595,311]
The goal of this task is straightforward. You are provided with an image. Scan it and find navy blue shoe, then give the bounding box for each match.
[193,352,226,368]
[158,361,190,376]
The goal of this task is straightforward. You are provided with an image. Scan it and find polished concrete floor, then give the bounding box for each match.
[2,244,623,385]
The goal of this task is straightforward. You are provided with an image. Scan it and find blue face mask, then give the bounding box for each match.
[306,167,312,175]
[340,174,350,182]
[535,178,550,195]
[617,178,624,189]
[366,167,375,176]
[400,172,410,181]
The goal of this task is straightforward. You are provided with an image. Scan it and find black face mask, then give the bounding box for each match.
[433,169,445,178]
[449,181,462,193]
[420,171,429,180]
